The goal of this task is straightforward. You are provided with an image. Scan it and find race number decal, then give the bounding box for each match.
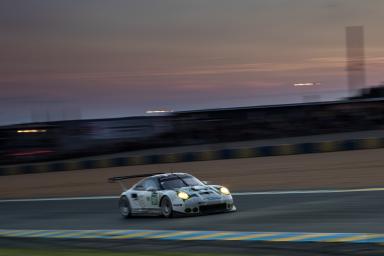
[151,192,158,205]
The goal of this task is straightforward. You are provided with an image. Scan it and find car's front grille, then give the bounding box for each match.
[199,203,227,214]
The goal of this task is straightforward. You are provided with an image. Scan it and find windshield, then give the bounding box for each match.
[159,174,204,190]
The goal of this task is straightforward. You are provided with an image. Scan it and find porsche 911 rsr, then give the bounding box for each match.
[108,172,236,218]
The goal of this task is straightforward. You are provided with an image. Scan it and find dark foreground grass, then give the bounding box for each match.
[0,248,232,256]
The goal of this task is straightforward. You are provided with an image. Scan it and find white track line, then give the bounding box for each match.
[1,187,384,203]
[234,187,384,196]
[0,196,118,203]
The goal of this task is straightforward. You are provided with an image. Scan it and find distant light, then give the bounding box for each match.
[293,82,320,87]
[10,150,53,156]
[17,129,47,133]
[145,109,173,114]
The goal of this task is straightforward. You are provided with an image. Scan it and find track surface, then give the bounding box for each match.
[1,191,383,233]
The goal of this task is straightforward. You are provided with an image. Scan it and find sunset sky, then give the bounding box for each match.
[1,0,384,124]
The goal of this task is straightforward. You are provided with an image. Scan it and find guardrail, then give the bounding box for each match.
[0,137,383,176]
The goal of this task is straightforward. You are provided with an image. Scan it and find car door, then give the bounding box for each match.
[137,178,161,213]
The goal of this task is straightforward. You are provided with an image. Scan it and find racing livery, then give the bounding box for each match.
[108,172,236,217]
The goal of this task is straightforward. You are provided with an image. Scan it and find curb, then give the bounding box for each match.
[0,229,384,244]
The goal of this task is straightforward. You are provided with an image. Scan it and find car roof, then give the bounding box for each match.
[133,173,192,186]
[151,172,191,178]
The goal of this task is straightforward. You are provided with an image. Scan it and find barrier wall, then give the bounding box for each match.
[0,137,383,176]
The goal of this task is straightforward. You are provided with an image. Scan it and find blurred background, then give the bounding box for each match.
[0,85,383,165]
[0,0,383,165]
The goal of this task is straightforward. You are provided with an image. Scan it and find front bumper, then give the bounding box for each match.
[173,196,236,215]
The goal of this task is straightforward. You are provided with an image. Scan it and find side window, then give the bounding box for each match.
[134,178,160,191]
[134,180,145,191]
[142,178,160,191]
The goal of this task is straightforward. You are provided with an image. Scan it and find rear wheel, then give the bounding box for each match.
[160,197,173,218]
[118,196,131,218]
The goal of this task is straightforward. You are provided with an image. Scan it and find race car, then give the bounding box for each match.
[108,172,236,218]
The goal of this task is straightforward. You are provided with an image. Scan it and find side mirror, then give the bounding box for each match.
[146,187,157,192]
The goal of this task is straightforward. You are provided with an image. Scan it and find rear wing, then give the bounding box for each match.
[108,172,164,191]
[108,172,164,183]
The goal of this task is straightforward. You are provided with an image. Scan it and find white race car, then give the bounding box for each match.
[108,172,236,218]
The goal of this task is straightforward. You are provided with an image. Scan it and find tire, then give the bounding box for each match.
[118,196,131,218]
[160,196,173,218]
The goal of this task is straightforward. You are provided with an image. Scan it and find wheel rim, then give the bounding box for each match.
[120,199,130,216]
[162,199,171,216]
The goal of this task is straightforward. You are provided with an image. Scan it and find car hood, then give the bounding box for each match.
[178,185,223,198]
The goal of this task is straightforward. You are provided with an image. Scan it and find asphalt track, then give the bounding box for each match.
[1,190,383,233]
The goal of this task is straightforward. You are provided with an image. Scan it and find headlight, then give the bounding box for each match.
[220,187,230,195]
[177,191,190,200]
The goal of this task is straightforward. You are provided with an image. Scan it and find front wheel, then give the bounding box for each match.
[160,197,173,218]
[118,196,131,218]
